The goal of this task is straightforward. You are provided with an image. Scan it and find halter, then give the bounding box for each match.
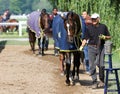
[39,16,44,38]
[39,13,49,38]
[66,15,82,49]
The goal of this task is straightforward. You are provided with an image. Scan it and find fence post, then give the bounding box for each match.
[19,21,22,36]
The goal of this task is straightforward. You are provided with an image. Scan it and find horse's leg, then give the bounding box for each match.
[73,51,80,80]
[38,38,41,54]
[65,53,71,85]
[28,28,36,54]
[72,54,75,79]
[11,26,14,32]
[2,26,7,32]
[42,36,45,55]
[59,52,65,75]
[38,36,45,56]
[15,25,18,32]
[80,51,85,70]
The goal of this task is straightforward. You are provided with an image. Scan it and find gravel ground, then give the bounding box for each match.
[0,45,103,94]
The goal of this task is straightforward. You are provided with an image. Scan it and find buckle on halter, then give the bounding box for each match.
[67,36,73,43]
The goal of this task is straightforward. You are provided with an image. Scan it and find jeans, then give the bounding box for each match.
[83,45,89,72]
[44,36,49,50]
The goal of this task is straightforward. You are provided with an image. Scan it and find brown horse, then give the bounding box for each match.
[63,11,83,85]
[6,19,19,32]
[52,12,85,85]
[0,15,18,32]
[27,11,50,55]
[52,12,84,85]
[0,16,4,32]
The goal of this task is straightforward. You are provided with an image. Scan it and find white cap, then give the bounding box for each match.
[91,13,100,18]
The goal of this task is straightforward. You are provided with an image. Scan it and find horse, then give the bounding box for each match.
[0,15,18,32]
[0,15,5,32]
[5,19,19,32]
[64,11,84,85]
[27,11,51,56]
[52,11,85,85]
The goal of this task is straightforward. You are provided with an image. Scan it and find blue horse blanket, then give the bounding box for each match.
[52,15,69,51]
[27,11,41,38]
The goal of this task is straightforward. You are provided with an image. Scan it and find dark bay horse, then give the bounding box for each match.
[64,12,83,85]
[52,12,85,85]
[27,11,50,55]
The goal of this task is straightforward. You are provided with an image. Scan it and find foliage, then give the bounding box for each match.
[0,0,120,50]
[50,0,120,51]
[0,30,28,38]
[0,0,53,14]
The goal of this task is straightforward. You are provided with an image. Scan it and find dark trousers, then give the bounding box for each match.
[88,45,105,82]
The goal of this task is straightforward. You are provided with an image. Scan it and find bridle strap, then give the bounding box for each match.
[39,15,45,38]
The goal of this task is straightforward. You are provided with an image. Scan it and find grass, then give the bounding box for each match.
[0,40,29,45]
[0,30,54,45]
[0,29,28,38]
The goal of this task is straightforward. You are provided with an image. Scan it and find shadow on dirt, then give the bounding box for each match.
[0,40,7,53]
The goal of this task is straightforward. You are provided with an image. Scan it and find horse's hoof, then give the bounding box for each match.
[41,53,45,56]
[38,52,44,56]
[75,75,79,80]
[65,80,70,86]
[69,77,74,86]
[71,76,75,81]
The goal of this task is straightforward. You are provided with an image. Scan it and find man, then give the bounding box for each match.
[80,13,111,88]
[2,9,11,22]
[82,11,92,25]
[52,7,60,56]
[52,7,65,75]
[82,11,92,74]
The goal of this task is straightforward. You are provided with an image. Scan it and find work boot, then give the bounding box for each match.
[92,80,98,89]
[98,81,104,88]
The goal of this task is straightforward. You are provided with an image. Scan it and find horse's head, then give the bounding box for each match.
[64,11,81,43]
[40,12,50,32]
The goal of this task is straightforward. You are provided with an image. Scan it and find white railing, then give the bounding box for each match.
[0,21,27,36]
[10,15,27,20]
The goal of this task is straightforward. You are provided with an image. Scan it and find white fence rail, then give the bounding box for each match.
[10,15,27,20]
[0,21,27,36]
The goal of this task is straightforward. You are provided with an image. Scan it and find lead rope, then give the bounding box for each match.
[39,16,45,38]
[73,16,82,50]
[39,15,45,50]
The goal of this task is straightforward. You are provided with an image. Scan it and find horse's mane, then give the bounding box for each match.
[66,11,78,21]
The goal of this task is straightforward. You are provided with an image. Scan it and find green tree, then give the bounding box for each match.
[9,0,22,14]
[56,0,120,50]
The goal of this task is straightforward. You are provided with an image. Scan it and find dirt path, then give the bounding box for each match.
[0,45,103,94]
